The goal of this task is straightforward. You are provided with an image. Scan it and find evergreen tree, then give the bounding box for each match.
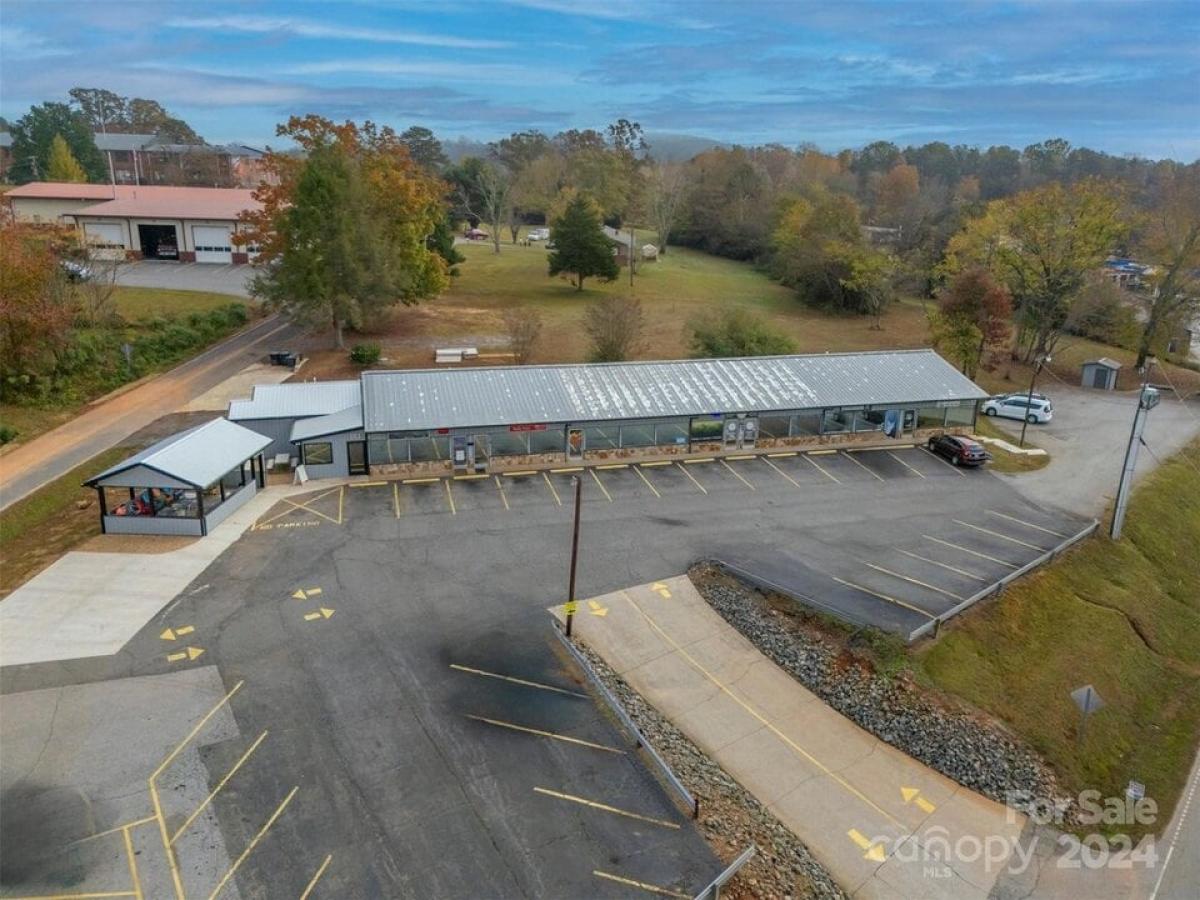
[9,102,105,183]
[46,134,88,182]
[547,192,618,291]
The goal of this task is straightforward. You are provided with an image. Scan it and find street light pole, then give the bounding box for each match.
[1018,354,1050,448]
[565,475,582,637]
[1110,383,1160,540]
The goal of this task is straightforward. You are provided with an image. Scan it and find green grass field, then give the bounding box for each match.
[306,239,934,377]
[916,438,1200,836]
[113,286,251,321]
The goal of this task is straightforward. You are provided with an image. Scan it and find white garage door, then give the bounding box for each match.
[193,225,233,264]
[83,222,126,259]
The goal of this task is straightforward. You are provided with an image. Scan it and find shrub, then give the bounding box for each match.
[0,425,18,444]
[688,308,796,358]
[350,343,382,366]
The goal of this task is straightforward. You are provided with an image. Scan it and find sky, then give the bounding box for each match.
[2,0,1198,159]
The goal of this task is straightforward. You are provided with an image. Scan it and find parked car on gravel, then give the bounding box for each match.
[982,393,1053,424]
[528,227,550,241]
[928,434,991,467]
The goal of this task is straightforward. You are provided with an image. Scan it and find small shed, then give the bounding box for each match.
[1081,358,1122,391]
[85,418,270,536]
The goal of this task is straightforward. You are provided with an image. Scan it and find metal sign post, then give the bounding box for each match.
[1070,684,1105,748]
[565,475,582,637]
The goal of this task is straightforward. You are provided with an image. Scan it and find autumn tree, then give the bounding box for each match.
[644,161,688,254]
[874,162,920,225]
[547,191,618,291]
[584,296,644,362]
[941,179,1126,360]
[241,116,448,348]
[451,158,512,254]
[0,223,79,386]
[771,191,894,316]
[931,267,1013,376]
[9,102,105,183]
[46,134,88,182]
[399,126,448,173]
[1134,167,1200,367]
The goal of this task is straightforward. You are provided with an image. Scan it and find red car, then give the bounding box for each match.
[928,434,991,467]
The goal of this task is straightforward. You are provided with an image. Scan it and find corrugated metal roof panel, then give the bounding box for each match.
[290,406,364,442]
[86,418,270,488]
[361,350,988,433]
[228,381,361,421]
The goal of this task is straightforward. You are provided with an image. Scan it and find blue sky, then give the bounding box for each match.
[2,0,1197,158]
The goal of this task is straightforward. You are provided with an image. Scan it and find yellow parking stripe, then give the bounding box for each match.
[726,454,755,460]
[550,466,583,473]
[675,461,707,494]
[543,472,562,506]
[171,731,269,844]
[918,444,966,475]
[768,451,798,457]
[633,465,662,498]
[533,787,680,829]
[593,870,690,898]
[596,463,629,470]
[299,854,333,900]
[985,509,1067,538]
[450,663,589,698]
[494,476,510,510]
[348,480,386,488]
[402,476,441,484]
[589,467,613,502]
[841,450,885,481]
[505,470,537,476]
[444,479,456,515]
[123,824,143,900]
[683,457,714,464]
[888,451,925,478]
[896,549,988,582]
[831,576,936,619]
[951,519,1042,550]
[923,535,1019,568]
[760,455,802,488]
[803,453,840,483]
[721,459,756,490]
[639,460,672,467]
[206,786,298,900]
[862,562,963,600]
[392,482,401,518]
[453,473,489,481]
[466,715,624,753]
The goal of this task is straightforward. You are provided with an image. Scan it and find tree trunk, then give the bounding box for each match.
[333,316,344,350]
[576,275,584,292]
[492,231,501,255]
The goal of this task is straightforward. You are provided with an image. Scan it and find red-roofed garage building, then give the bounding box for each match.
[5,182,263,264]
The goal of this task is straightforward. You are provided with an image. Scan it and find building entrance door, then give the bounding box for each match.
[347,441,368,475]
[723,417,759,450]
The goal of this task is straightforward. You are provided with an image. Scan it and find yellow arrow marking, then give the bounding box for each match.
[587,599,609,617]
[848,829,887,862]
[167,647,205,662]
[292,589,307,600]
[651,582,672,599]
[916,796,936,813]
[901,786,919,803]
[303,607,335,621]
[160,628,175,641]
[160,625,196,641]
[901,786,936,814]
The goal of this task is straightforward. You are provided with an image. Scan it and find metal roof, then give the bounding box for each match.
[1084,357,1123,369]
[93,133,161,152]
[361,350,988,433]
[85,418,270,488]
[228,380,361,421]
[290,405,364,442]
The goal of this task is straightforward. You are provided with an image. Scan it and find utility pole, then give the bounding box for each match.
[1018,353,1050,448]
[629,225,635,289]
[1110,383,1160,540]
[565,475,582,637]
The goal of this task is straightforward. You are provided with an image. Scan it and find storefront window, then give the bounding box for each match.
[486,430,529,457]
[793,411,822,436]
[529,427,565,454]
[917,406,947,429]
[619,422,656,447]
[690,416,724,441]
[945,403,977,427]
[302,442,333,466]
[852,410,886,432]
[759,414,792,438]
[582,425,619,450]
[821,409,852,434]
[654,420,689,446]
[409,435,449,463]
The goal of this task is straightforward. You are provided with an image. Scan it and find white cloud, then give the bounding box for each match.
[282,58,560,86]
[164,15,512,49]
[0,23,68,60]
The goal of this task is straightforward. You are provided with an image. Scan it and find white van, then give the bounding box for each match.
[981,394,1053,424]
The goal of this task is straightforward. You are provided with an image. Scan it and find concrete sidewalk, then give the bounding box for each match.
[558,576,1025,899]
[0,484,310,667]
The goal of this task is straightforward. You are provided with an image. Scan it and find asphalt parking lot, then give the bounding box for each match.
[0,444,1092,897]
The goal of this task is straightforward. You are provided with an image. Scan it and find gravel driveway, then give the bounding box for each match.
[115,260,255,297]
[984,381,1200,517]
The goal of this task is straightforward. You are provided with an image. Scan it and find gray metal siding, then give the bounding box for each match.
[102,515,202,536]
[361,351,988,433]
[235,418,296,459]
[298,431,363,479]
[94,465,193,489]
[204,481,257,531]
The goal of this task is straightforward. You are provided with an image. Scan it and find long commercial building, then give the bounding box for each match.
[227,350,988,480]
